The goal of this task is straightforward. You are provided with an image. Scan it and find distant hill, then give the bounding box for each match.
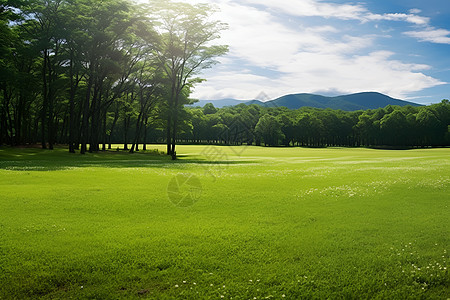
[191,98,248,107]
[190,92,422,111]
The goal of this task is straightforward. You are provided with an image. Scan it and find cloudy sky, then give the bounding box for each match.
[179,0,450,104]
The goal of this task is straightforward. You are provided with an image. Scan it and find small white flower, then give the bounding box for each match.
[175,284,179,288]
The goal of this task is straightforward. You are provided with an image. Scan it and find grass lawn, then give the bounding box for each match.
[0,145,449,299]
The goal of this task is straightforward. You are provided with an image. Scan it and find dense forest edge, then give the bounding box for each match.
[178,102,450,148]
[1,1,449,152]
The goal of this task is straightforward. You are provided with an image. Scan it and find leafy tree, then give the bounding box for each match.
[380,109,408,146]
[255,114,284,146]
[151,0,228,158]
[203,103,217,115]
[416,108,442,146]
[277,113,296,146]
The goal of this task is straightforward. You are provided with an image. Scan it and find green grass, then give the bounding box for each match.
[0,145,449,299]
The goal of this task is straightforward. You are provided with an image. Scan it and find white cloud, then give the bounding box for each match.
[366,13,429,25]
[170,0,446,100]
[214,2,302,68]
[409,8,422,14]
[241,0,430,26]
[242,0,367,20]
[191,71,281,100]
[404,27,450,44]
[306,25,339,33]
[196,50,444,100]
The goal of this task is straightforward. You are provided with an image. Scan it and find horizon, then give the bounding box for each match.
[174,0,450,105]
[194,91,426,105]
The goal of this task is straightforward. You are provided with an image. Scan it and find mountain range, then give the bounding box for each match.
[190,92,422,111]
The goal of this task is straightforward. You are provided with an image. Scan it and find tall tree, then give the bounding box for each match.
[255,114,284,146]
[75,0,134,154]
[151,0,227,159]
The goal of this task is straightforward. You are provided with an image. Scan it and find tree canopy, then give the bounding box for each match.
[0,0,227,157]
[181,101,450,148]
[0,1,448,151]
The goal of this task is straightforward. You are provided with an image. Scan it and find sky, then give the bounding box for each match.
[175,0,450,104]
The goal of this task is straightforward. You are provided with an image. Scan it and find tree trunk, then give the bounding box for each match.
[123,115,130,150]
[102,108,107,151]
[46,53,54,150]
[142,115,148,151]
[68,49,77,153]
[41,50,49,149]
[130,111,143,153]
[80,65,94,154]
[166,114,171,155]
[108,107,119,149]
[89,81,100,153]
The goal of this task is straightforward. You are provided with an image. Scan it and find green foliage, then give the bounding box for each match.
[255,114,284,146]
[202,103,217,115]
[149,0,227,156]
[0,0,227,155]
[183,101,450,147]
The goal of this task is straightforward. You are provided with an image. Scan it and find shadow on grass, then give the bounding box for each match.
[0,146,256,171]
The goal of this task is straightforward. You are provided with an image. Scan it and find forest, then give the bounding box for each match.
[0,0,228,157]
[180,102,450,148]
[1,1,449,153]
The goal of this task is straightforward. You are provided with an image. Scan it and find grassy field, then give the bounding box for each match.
[0,145,449,299]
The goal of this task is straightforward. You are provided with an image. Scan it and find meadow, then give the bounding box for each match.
[0,145,448,299]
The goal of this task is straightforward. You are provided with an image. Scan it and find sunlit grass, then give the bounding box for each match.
[0,145,448,298]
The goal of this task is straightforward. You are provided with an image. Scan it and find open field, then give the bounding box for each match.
[0,145,449,299]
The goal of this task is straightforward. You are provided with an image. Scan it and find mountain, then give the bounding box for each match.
[190,92,422,111]
[191,98,250,107]
[269,92,421,110]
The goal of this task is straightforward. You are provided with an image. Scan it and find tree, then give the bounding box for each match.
[295,113,323,147]
[380,109,408,146]
[277,113,296,146]
[203,102,217,115]
[416,108,442,146]
[151,0,228,159]
[255,114,284,146]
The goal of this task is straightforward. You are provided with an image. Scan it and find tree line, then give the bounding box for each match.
[180,101,450,148]
[0,0,227,158]
[1,1,448,153]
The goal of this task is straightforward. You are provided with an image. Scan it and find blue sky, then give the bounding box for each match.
[180,0,450,104]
